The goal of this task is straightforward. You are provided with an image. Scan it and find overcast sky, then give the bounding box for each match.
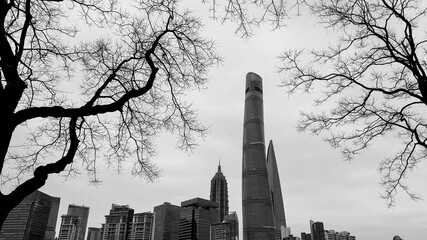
[8,1,427,239]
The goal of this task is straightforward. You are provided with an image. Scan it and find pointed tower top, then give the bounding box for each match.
[213,159,224,179]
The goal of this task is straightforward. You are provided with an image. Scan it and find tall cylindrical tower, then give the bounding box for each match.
[242,72,276,240]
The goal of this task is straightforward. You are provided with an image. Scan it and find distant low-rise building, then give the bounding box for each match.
[284,235,300,240]
[336,231,356,240]
[300,232,311,240]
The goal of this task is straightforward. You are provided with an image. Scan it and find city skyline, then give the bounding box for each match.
[3,1,427,240]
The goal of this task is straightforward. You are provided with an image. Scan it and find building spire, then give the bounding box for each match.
[218,159,221,172]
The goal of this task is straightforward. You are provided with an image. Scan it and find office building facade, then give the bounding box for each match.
[179,198,218,240]
[152,202,181,240]
[0,190,60,240]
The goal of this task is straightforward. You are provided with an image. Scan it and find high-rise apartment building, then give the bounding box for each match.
[178,198,218,240]
[58,215,81,240]
[130,212,153,240]
[210,162,229,223]
[152,202,181,240]
[66,205,90,240]
[242,72,287,240]
[100,204,134,240]
[86,228,101,240]
[0,190,60,240]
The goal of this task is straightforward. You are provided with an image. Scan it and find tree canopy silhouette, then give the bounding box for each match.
[280,0,427,206]
[0,0,220,228]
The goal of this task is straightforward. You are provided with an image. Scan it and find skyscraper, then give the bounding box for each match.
[58,215,81,240]
[179,198,218,240]
[152,202,181,240]
[0,190,60,240]
[266,141,287,240]
[60,204,90,240]
[242,72,286,240]
[242,72,275,239]
[311,221,325,240]
[130,212,153,240]
[100,204,134,240]
[46,197,61,240]
[210,161,229,223]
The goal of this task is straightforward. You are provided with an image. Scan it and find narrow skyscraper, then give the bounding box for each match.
[242,72,276,240]
[267,141,287,240]
[210,161,229,223]
[65,204,89,240]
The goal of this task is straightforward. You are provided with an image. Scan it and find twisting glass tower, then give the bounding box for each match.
[242,72,287,240]
[242,72,276,240]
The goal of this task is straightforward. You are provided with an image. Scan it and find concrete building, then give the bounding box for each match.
[66,205,90,240]
[242,72,287,240]
[58,215,81,240]
[130,212,153,240]
[210,211,239,240]
[210,162,229,223]
[100,204,134,240]
[210,222,232,240]
[0,190,60,240]
[86,228,100,240]
[152,202,181,240]
[178,198,218,240]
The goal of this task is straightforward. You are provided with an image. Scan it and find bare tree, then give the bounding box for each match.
[202,0,302,37]
[280,0,427,206]
[0,0,220,228]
